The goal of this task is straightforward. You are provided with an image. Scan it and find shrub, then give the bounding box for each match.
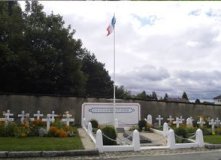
[201,127,212,136]
[138,120,147,131]
[215,128,221,135]
[90,119,99,129]
[63,126,78,137]
[52,119,65,129]
[58,129,68,138]
[29,120,45,137]
[4,122,17,137]
[102,126,117,145]
[174,127,187,138]
[186,127,197,136]
[48,126,59,137]
[14,124,30,138]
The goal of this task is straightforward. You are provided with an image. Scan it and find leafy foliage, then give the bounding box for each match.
[0,1,114,98]
[102,126,117,145]
[182,92,189,101]
[90,119,99,129]
[138,119,147,131]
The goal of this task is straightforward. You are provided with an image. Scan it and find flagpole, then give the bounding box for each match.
[113,14,116,128]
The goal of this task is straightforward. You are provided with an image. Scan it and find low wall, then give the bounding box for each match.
[0,95,220,125]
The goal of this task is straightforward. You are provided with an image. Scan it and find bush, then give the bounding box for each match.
[52,119,65,129]
[63,126,78,137]
[90,119,99,129]
[14,124,30,138]
[102,126,117,145]
[29,119,45,136]
[174,127,187,138]
[4,122,17,137]
[138,120,147,131]
[201,127,212,135]
[186,127,197,137]
[215,128,221,135]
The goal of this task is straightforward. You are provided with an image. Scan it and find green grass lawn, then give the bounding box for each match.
[204,135,221,144]
[0,137,83,151]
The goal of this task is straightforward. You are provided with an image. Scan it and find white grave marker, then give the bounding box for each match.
[156,115,163,127]
[3,110,14,124]
[62,111,74,126]
[215,118,220,127]
[147,114,152,125]
[167,115,174,124]
[42,115,53,131]
[173,117,182,128]
[209,119,216,133]
[34,110,43,120]
[18,110,29,124]
[179,116,185,124]
[186,117,193,127]
[47,111,58,122]
[197,117,205,128]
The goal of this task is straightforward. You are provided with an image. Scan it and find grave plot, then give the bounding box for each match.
[0,110,77,138]
[146,114,221,145]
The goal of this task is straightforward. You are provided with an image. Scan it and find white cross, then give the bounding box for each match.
[190,117,194,121]
[156,115,163,127]
[3,110,14,124]
[215,118,220,127]
[18,110,29,124]
[34,110,44,120]
[42,115,53,131]
[197,117,205,128]
[173,117,182,128]
[47,111,58,122]
[167,115,174,124]
[209,119,216,133]
[179,116,185,123]
[62,111,74,126]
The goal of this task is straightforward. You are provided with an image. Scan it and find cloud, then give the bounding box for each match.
[19,1,221,100]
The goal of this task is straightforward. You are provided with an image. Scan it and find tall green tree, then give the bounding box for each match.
[182,91,189,101]
[81,52,113,98]
[151,91,158,100]
[115,85,132,99]
[0,1,25,93]
[0,1,117,98]
[164,93,168,101]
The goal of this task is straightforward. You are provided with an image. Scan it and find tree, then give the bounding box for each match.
[182,92,189,101]
[151,91,158,100]
[164,93,168,101]
[0,1,123,98]
[115,85,132,99]
[0,1,25,93]
[136,91,147,100]
[195,99,200,104]
[81,52,113,98]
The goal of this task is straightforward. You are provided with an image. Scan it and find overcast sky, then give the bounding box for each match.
[20,1,221,100]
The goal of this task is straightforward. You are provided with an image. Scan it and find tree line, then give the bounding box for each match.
[0,1,114,98]
[0,1,194,103]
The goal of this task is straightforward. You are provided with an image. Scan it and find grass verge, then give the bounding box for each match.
[0,137,83,151]
[204,135,221,144]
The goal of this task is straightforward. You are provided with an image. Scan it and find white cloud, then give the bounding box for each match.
[19,1,221,99]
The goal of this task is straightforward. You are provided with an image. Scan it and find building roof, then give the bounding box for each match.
[214,95,221,99]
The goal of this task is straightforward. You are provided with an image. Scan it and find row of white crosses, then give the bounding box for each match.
[146,114,221,129]
[0,110,74,131]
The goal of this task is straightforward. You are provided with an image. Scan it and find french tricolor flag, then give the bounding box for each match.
[106,16,116,36]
